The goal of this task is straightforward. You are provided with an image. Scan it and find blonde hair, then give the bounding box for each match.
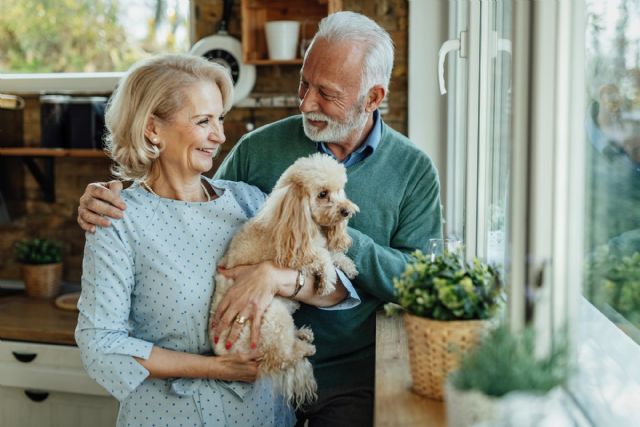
[104,53,234,180]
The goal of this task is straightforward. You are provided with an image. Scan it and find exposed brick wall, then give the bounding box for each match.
[0,0,408,282]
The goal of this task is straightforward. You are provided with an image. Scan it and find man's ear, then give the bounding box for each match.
[364,85,386,113]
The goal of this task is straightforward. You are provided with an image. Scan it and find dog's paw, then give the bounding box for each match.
[332,253,358,279]
[296,326,314,343]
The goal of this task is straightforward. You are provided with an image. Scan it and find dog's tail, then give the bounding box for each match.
[270,357,317,410]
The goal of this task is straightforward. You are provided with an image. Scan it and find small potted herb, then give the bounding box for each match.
[14,238,63,298]
[392,249,503,400]
[446,323,570,427]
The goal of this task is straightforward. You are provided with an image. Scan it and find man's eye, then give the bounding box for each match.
[318,191,328,199]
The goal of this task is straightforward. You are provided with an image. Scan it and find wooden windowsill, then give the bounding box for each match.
[375,312,446,427]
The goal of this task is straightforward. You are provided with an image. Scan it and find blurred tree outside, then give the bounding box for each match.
[0,0,190,73]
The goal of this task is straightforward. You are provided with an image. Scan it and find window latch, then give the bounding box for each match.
[438,31,468,95]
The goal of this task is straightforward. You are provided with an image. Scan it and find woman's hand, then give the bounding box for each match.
[77,180,127,232]
[207,352,260,383]
[212,261,297,351]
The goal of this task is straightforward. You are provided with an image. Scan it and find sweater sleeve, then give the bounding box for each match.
[75,224,153,402]
[347,165,443,303]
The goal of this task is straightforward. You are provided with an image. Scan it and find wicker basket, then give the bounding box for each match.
[22,263,63,299]
[404,313,487,400]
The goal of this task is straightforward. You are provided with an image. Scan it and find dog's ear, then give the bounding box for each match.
[326,220,352,253]
[257,181,317,268]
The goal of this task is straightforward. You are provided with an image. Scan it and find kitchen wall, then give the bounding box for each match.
[0,0,409,282]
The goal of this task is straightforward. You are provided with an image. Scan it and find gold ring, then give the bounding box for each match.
[235,315,248,325]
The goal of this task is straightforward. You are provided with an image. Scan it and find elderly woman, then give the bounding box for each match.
[75,54,357,427]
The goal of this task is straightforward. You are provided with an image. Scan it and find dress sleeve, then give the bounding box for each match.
[75,224,153,401]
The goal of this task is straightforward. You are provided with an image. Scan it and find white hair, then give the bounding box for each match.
[311,11,394,96]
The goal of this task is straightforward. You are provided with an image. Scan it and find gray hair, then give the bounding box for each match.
[104,53,233,181]
[311,11,394,96]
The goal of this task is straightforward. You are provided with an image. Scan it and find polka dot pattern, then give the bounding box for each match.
[76,179,291,426]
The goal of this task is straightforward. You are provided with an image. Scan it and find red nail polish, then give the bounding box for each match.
[251,342,257,350]
[225,341,232,350]
[214,336,219,344]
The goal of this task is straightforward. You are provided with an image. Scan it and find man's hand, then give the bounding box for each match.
[212,261,297,351]
[77,180,127,232]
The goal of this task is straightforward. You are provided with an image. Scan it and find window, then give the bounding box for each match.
[0,0,192,92]
[583,0,640,341]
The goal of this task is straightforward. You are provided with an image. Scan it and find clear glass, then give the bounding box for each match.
[0,0,191,73]
[584,0,640,341]
[427,238,463,261]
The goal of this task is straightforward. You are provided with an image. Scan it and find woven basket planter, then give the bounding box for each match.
[404,313,488,400]
[22,263,63,299]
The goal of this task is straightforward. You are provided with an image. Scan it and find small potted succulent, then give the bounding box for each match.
[392,249,503,400]
[14,238,63,298]
[446,323,570,427]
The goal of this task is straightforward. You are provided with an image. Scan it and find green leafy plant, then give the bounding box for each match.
[586,245,640,328]
[392,250,504,321]
[14,238,62,265]
[450,323,570,397]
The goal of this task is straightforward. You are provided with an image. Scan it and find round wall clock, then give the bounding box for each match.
[190,34,256,105]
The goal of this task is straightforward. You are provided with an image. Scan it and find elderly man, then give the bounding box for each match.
[77,11,442,426]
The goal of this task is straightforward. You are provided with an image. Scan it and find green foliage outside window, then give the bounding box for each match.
[0,0,189,73]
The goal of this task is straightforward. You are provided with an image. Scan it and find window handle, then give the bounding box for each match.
[438,31,468,95]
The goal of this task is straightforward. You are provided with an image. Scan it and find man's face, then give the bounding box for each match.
[298,38,370,144]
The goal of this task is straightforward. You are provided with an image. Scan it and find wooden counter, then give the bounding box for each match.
[0,293,78,346]
[375,312,446,427]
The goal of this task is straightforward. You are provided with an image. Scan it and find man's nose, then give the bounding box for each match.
[299,88,318,113]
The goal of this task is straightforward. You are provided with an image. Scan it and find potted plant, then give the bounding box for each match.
[14,238,63,298]
[392,249,504,400]
[446,323,570,427]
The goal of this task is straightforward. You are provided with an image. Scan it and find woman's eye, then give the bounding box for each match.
[197,119,209,126]
[218,115,225,123]
[318,191,328,199]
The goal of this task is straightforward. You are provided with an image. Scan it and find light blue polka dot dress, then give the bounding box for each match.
[75,178,293,427]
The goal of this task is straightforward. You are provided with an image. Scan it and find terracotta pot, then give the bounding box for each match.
[403,313,488,400]
[21,263,63,298]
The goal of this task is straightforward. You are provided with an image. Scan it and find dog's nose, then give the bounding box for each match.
[340,208,352,218]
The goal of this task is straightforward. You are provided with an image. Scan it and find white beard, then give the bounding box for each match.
[302,107,369,144]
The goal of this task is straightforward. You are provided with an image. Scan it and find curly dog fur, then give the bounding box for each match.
[209,153,358,408]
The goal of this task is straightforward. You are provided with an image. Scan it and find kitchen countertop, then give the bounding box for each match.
[375,312,446,427]
[0,283,79,346]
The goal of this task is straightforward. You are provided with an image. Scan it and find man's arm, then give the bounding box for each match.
[77,181,127,232]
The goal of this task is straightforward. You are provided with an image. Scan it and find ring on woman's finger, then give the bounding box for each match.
[235,315,248,325]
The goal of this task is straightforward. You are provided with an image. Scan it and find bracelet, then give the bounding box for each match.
[289,269,305,298]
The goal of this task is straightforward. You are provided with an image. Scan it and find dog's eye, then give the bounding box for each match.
[318,191,328,199]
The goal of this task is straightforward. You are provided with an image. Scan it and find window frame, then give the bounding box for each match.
[0,1,196,94]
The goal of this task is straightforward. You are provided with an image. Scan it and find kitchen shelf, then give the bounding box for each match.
[0,148,108,202]
[241,0,342,64]
[0,148,106,158]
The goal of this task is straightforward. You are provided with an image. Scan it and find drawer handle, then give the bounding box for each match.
[24,390,49,402]
[12,352,37,363]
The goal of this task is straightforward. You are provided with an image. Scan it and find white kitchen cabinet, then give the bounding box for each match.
[0,340,118,427]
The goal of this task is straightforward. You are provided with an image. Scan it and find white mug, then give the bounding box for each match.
[265,20,300,60]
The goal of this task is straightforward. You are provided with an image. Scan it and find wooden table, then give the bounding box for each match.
[375,312,446,427]
[0,293,77,345]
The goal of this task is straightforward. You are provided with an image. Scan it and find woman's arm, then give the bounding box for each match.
[136,346,259,383]
[212,261,352,350]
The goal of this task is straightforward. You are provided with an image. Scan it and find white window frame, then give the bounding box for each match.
[0,1,196,94]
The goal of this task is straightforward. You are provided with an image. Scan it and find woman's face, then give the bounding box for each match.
[153,81,226,176]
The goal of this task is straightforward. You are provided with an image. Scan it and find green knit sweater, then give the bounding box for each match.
[215,115,442,391]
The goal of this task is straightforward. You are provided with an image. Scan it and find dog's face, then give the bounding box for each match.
[307,183,359,228]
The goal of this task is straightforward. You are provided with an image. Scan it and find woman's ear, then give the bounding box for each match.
[364,86,386,113]
[144,115,160,144]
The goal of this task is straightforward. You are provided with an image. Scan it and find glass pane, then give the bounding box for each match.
[0,0,190,73]
[584,0,640,341]
[445,0,469,242]
[485,0,512,271]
